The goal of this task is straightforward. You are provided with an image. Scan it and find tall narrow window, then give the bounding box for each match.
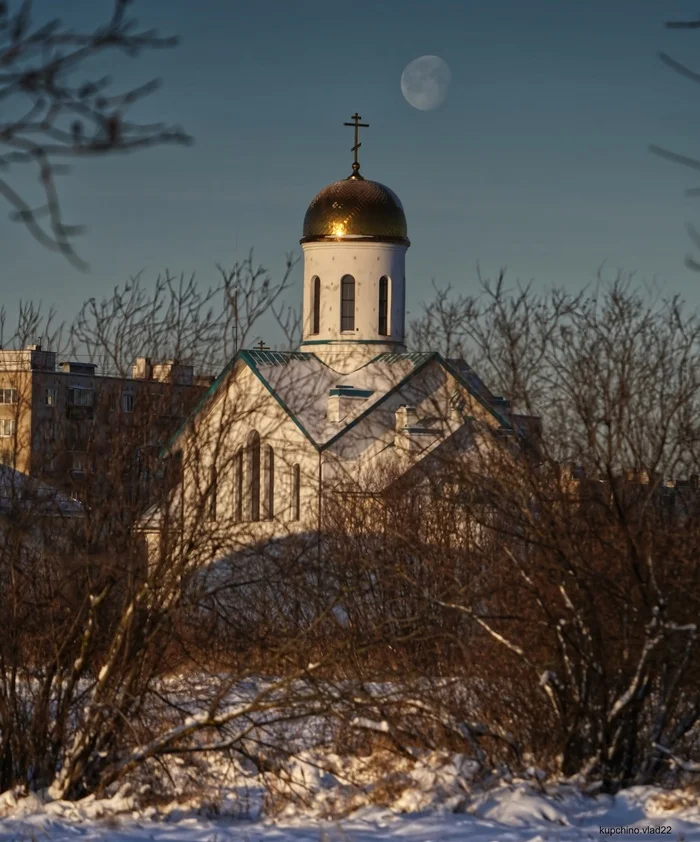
[341,275,355,332]
[208,465,217,521]
[378,275,389,336]
[234,447,243,521]
[264,445,275,520]
[312,275,321,335]
[291,463,300,521]
[247,430,261,521]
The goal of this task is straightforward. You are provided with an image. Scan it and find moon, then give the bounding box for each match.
[401,55,451,111]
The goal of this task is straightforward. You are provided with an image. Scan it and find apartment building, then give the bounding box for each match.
[0,345,211,499]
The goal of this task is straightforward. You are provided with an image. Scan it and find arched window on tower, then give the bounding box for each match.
[341,275,355,332]
[234,447,243,521]
[290,463,300,521]
[378,275,389,336]
[312,275,321,335]
[263,444,275,520]
[246,430,261,521]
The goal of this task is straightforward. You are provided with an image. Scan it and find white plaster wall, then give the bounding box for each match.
[177,364,322,551]
[148,359,508,566]
[301,240,408,354]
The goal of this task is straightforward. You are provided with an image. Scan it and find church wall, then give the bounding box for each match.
[168,361,463,559]
[149,359,512,569]
[301,240,407,349]
[170,364,323,563]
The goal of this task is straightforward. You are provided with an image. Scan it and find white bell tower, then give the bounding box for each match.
[299,114,410,374]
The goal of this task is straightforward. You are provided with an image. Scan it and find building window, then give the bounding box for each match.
[312,275,321,335]
[0,419,15,437]
[341,275,355,332]
[290,463,300,521]
[234,447,243,521]
[69,388,94,407]
[247,430,261,522]
[263,445,275,520]
[45,387,58,406]
[378,276,389,336]
[0,388,18,405]
[122,392,135,413]
[208,465,217,521]
[0,448,14,466]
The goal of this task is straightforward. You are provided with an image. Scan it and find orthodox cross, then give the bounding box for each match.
[343,112,369,176]
[256,340,269,351]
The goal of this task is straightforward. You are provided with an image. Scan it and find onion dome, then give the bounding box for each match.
[301,173,409,245]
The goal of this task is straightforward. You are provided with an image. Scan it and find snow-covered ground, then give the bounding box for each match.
[2,777,699,840]
[1,677,698,841]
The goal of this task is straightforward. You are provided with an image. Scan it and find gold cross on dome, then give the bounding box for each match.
[256,340,269,351]
[343,112,369,176]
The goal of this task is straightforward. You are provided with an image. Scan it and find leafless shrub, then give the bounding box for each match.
[406,275,700,789]
[4,266,700,804]
[0,257,314,801]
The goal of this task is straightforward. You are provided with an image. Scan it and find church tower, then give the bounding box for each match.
[299,114,410,374]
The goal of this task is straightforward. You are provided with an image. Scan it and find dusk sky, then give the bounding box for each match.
[5,0,700,334]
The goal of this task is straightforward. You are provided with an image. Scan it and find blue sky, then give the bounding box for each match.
[4,0,700,331]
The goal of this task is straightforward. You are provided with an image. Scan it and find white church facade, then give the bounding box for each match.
[144,118,537,557]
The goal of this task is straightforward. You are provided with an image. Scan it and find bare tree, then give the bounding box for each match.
[6,268,700,806]
[402,276,700,789]
[0,264,349,804]
[0,0,190,267]
[67,251,297,377]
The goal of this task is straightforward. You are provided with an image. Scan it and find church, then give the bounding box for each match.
[144,116,536,554]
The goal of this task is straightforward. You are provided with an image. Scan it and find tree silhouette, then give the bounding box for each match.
[0,0,190,269]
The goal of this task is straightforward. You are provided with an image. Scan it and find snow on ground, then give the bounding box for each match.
[1,680,698,841]
[1,778,699,840]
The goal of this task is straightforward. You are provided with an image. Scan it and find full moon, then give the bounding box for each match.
[401,55,451,111]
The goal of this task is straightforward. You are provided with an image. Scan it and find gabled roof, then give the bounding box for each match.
[163,348,512,456]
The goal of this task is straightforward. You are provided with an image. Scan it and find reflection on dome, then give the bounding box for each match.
[301,175,409,244]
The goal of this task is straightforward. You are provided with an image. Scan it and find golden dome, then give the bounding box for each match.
[301,174,409,244]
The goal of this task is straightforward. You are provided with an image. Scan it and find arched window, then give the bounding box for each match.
[246,430,261,522]
[291,463,300,521]
[208,465,217,521]
[378,275,389,336]
[234,447,243,521]
[263,445,275,520]
[340,275,355,332]
[312,275,321,335]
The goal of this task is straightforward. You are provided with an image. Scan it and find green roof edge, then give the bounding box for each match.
[160,349,513,460]
[241,350,321,450]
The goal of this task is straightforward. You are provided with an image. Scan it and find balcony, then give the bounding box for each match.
[66,386,95,420]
